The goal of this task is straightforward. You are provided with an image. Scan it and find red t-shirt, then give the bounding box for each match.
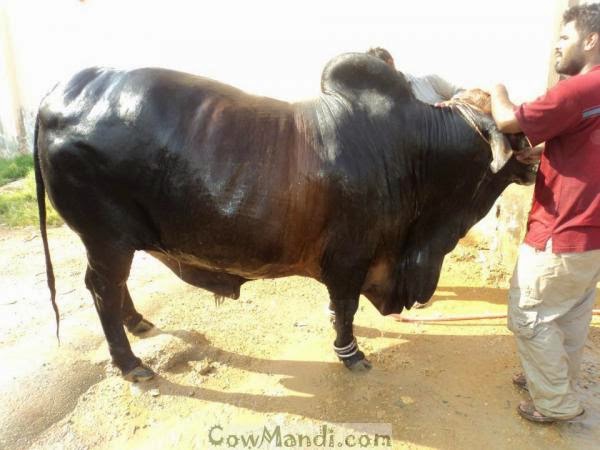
[515,65,600,253]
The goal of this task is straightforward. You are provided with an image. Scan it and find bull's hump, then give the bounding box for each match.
[321,53,412,101]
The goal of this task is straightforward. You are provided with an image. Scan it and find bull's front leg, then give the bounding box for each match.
[322,240,372,371]
[327,290,372,372]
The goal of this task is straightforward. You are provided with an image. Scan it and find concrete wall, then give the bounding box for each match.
[474,0,582,283]
[4,0,556,109]
[0,0,570,281]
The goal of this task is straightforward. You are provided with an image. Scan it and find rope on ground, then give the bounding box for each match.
[392,309,600,323]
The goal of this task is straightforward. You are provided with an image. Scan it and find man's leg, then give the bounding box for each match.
[514,322,583,419]
[557,288,596,381]
[558,251,600,388]
[507,244,592,419]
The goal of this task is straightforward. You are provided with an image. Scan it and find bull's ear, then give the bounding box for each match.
[488,130,513,173]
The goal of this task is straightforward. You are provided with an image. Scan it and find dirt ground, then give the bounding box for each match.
[1,225,599,450]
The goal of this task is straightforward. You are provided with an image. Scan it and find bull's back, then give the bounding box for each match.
[37,67,329,277]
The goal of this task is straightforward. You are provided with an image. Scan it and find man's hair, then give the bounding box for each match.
[563,3,600,37]
[366,47,393,62]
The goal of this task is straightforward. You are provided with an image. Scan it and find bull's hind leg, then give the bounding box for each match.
[84,242,154,381]
[122,286,155,335]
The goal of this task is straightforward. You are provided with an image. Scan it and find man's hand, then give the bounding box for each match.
[490,84,522,134]
[491,84,509,97]
[516,144,543,164]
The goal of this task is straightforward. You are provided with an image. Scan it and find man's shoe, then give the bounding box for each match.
[517,401,584,423]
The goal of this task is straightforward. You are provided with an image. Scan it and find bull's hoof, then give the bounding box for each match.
[342,351,372,372]
[123,364,156,382]
[127,318,155,335]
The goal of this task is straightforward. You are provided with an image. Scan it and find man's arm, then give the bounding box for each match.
[490,84,522,134]
[428,74,463,101]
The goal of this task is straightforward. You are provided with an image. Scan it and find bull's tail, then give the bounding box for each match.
[33,114,60,341]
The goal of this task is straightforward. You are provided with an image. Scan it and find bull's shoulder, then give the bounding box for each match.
[320,53,413,102]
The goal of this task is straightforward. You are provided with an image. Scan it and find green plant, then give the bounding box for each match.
[0,154,34,186]
[0,170,62,227]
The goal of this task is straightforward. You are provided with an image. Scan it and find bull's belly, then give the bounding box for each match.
[151,202,324,281]
[151,224,323,282]
[163,249,310,279]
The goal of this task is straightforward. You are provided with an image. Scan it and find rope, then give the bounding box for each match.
[447,99,536,151]
[446,100,490,145]
[392,309,600,323]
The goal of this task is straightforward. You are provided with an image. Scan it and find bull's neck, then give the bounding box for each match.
[414,104,474,154]
[412,104,509,220]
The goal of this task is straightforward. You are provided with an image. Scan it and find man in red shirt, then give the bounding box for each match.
[491,3,600,423]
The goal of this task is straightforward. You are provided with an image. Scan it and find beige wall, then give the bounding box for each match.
[5,0,556,108]
[0,8,26,155]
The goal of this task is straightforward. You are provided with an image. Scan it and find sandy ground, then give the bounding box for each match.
[1,224,599,450]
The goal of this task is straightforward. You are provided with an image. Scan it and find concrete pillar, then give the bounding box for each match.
[475,0,579,285]
[0,7,27,156]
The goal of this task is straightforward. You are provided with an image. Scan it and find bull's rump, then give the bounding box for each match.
[37,67,328,278]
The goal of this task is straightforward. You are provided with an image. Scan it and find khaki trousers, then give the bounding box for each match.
[508,242,600,419]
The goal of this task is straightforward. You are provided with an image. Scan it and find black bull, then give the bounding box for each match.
[34,53,536,381]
